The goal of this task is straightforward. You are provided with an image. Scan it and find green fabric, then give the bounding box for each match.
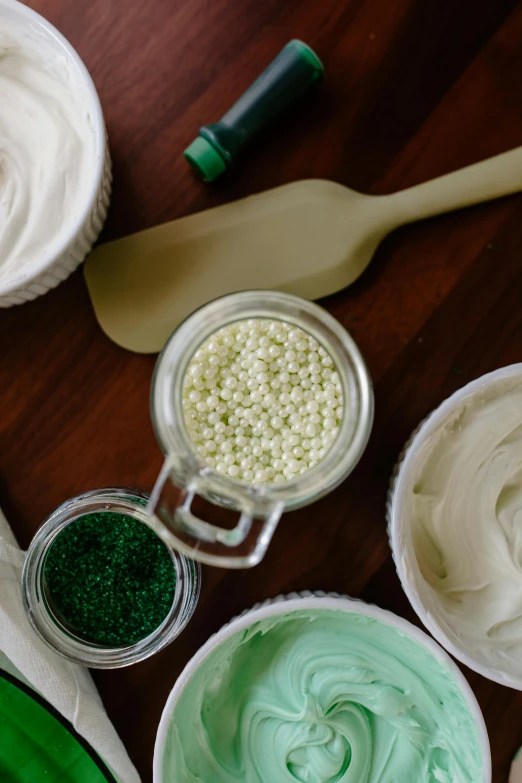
[0,671,115,782]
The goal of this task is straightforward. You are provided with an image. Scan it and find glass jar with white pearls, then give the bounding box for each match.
[148,291,373,568]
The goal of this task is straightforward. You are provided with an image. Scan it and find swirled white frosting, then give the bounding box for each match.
[0,15,96,286]
[410,375,522,679]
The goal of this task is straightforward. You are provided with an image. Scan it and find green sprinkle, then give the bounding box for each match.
[44,512,176,647]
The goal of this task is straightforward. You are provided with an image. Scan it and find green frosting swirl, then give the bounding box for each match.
[163,610,483,782]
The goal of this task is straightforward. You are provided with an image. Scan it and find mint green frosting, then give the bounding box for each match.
[163,609,483,782]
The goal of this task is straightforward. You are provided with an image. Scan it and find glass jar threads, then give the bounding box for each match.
[149,291,373,569]
[22,488,201,668]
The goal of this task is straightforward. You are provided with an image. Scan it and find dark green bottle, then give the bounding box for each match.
[184,40,324,181]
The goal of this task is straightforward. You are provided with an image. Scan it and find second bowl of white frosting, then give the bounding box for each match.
[389,363,522,689]
[0,0,110,306]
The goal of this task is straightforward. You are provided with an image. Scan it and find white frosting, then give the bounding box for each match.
[0,15,96,286]
[409,375,522,679]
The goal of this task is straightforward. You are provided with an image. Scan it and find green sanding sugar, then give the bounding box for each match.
[44,512,176,647]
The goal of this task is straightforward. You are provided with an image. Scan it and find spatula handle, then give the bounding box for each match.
[388,145,522,224]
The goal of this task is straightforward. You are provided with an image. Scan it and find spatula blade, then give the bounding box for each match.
[84,180,377,353]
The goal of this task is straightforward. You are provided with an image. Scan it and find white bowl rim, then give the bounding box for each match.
[153,594,491,782]
[0,0,106,296]
[390,362,522,690]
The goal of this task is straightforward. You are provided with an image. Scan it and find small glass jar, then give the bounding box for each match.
[149,291,374,569]
[22,488,201,669]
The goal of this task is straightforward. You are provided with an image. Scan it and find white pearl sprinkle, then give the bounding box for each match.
[183,319,345,484]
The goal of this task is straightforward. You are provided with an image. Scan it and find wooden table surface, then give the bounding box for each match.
[2,0,522,779]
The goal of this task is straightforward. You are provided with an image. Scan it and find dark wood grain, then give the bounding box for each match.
[1,0,522,780]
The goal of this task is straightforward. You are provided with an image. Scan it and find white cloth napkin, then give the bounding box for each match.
[0,507,141,783]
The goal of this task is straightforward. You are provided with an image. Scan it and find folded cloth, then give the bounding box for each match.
[0,507,141,783]
[511,749,522,783]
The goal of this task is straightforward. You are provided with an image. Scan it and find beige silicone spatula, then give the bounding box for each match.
[85,145,522,353]
[510,749,522,783]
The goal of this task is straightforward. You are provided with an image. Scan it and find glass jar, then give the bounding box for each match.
[22,488,201,669]
[149,291,374,569]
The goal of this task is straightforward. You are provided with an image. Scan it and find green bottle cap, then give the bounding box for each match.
[184,137,227,182]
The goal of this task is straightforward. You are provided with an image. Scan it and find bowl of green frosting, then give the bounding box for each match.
[154,593,490,783]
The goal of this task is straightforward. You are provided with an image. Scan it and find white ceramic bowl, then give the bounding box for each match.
[154,592,491,782]
[388,363,522,689]
[0,0,111,307]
